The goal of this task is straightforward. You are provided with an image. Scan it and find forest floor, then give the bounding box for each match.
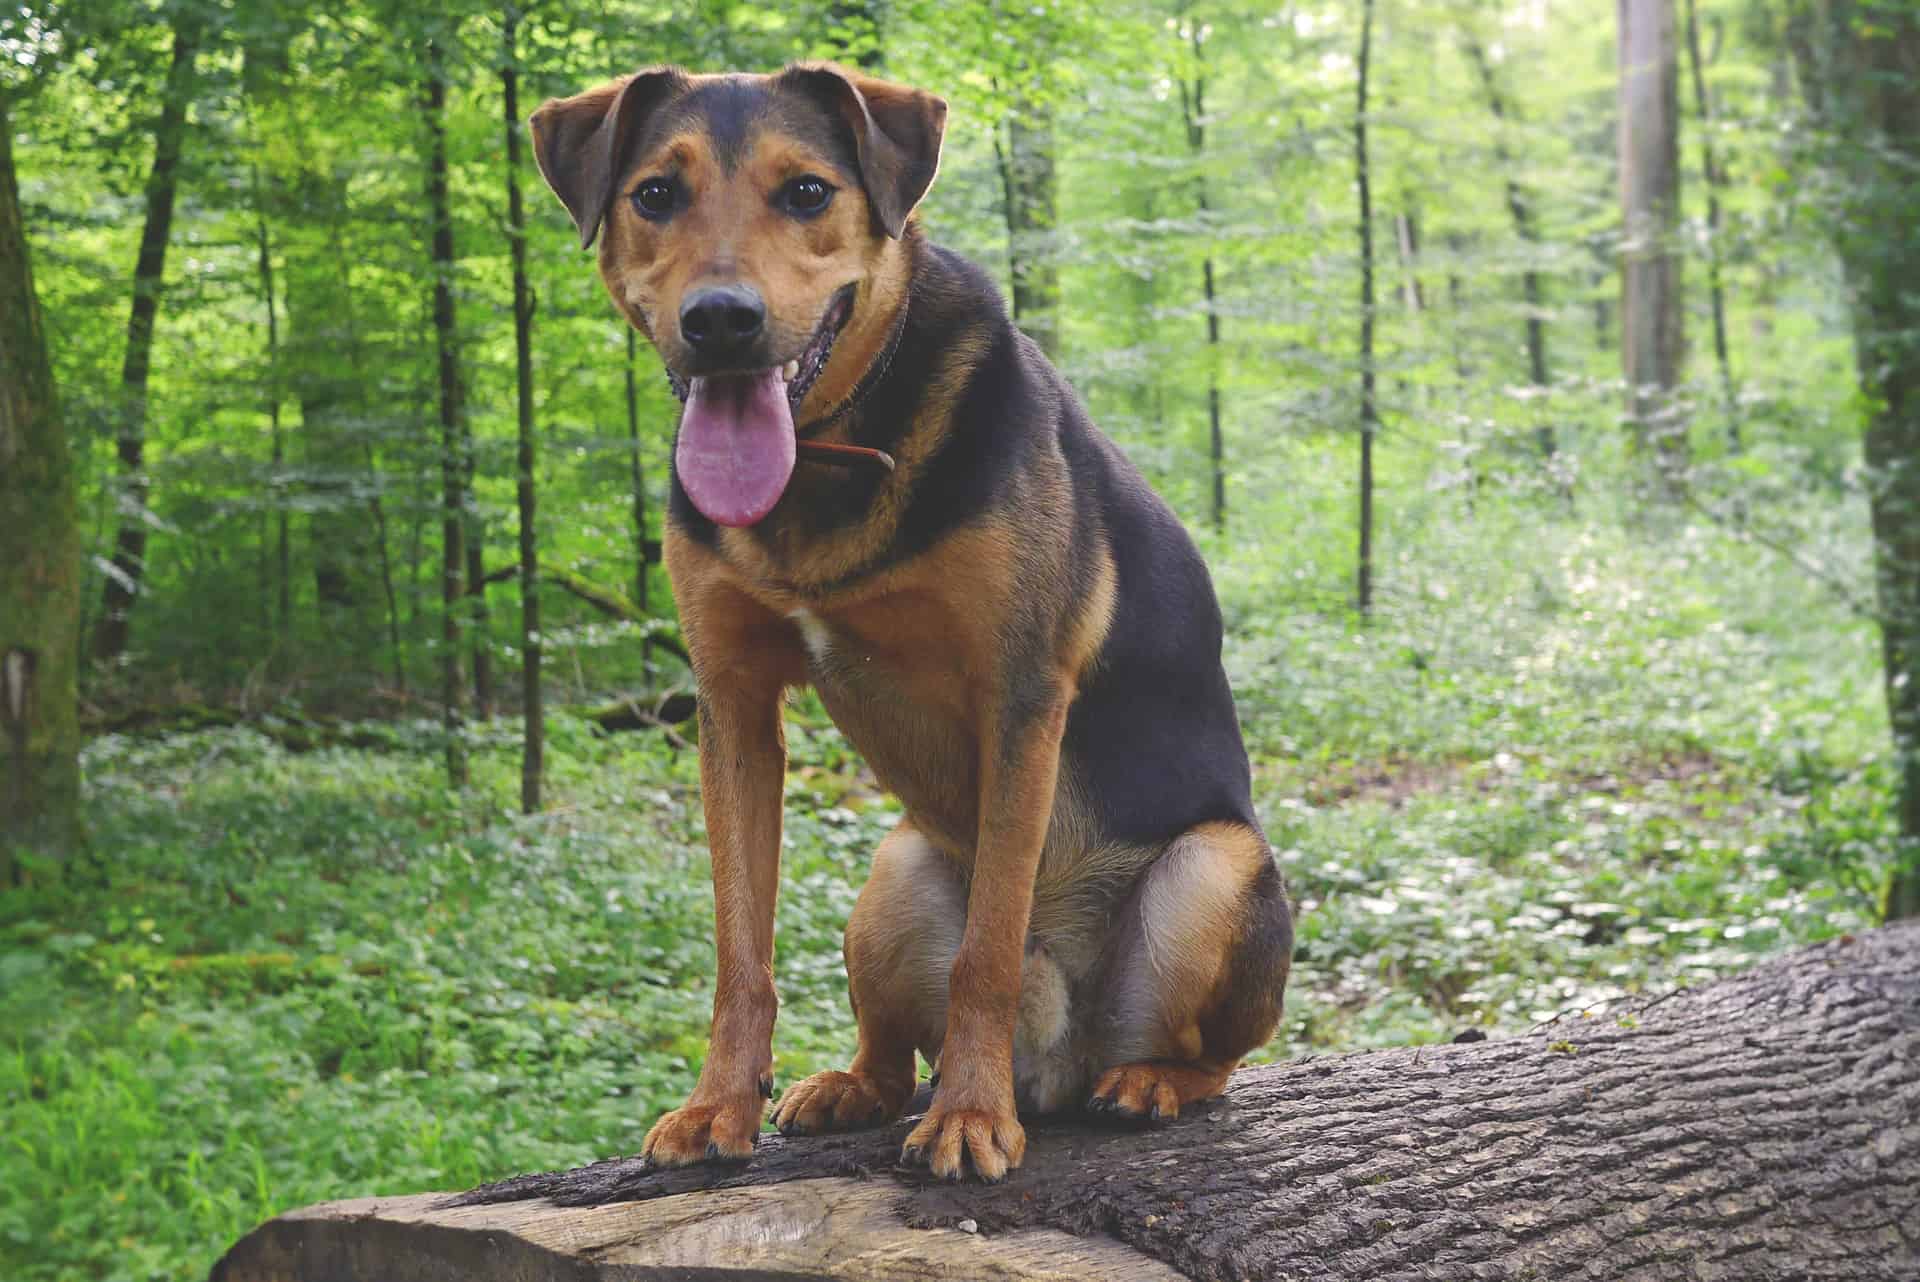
[2,512,1904,1282]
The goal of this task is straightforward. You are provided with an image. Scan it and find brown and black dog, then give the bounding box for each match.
[529,63,1291,1182]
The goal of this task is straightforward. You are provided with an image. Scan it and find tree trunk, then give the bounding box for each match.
[1785,2,1920,918]
[1179,23,1225,534]
[999,98,1059,360]
[250,168,291,657]
[425,43,468,789]
[503,10,542,814]
[624,329,654,671]
[214,924,1920,1281]
[1462,32,1556,459]
[1618,0,1687,479]
[0,96,83,872]
[1354,0,1378,616]
[1683,0,1737,448]
[92,14,201,661]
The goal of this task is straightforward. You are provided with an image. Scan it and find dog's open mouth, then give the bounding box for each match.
[674,288,854,528]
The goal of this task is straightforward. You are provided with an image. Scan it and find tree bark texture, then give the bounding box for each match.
[1001,98,1059,360]
[0,96,83,870]
[1618,0,1687,473]
[503,10,542,813]
[214,924,1920,1280]
[92,14,201,661]
[1785,2,1920,918]
[1354,0,1378,616]
[424,44,469,788]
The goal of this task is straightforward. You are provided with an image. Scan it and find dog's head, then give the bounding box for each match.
[530,64,947,527]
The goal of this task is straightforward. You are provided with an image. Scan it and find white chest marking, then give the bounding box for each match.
[787,608,834,663]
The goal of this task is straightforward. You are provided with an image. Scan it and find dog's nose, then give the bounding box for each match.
[679,285,766,358]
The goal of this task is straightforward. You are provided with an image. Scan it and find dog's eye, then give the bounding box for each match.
[780,175,835,218]
[631,178,678,221]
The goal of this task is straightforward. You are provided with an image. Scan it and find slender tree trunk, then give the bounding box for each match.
[625,329,652,671]
[998,97,1059,360]
[92,15,201,661]
[503,9,542,813]
[366,458,406,693]
[1393,211,1423,313]
[0,97,83,872]
[1179,23,1225,533]
[251,169,291,656]
[1355,0,1378,616]
[1683,0,1738,449]
[1462,33,1556,459]
[1785,2,1920,918]
[425,43,469,788]
[1619,0,1687,480]
[466,455,492,719]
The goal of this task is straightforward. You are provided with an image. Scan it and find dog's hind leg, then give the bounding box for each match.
[1086,821,1292,1122]
[771,820,965,1135]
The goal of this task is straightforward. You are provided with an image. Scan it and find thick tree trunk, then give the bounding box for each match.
[1787,2,1920,918]
[0,96,83,871]
[214,925,1920,1280]
[424,44,469,788]
[1354,0,1378,616]
[1618,0,1687,478]
[999,98,1059,360]
[503,11,542,813]
[92,15,201,661]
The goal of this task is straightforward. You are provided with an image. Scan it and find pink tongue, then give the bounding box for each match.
[675,370,796,528]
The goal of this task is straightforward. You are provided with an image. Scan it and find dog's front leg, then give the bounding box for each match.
[903,675,1069,1181]
[643,574,803,1166]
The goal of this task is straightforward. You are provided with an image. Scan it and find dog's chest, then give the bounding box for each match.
[785,602,982,851]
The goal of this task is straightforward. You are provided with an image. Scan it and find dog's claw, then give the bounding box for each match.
[758,1075,774,1099]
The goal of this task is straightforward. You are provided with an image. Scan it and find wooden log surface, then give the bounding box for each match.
[213,923,1920,1281]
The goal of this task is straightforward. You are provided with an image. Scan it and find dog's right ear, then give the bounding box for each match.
[529,68,686,250]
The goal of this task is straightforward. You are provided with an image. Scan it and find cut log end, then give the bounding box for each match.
[213,924,1920,1281]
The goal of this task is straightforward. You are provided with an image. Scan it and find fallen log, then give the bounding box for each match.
[212,924,1920,1281]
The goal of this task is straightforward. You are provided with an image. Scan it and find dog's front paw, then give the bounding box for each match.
[901,1098,1026,1182]
[771,1069,912,1136]
[642,1094,764,1166]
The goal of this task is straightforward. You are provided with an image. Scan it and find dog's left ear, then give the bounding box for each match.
[529,68,688,249]
[781,63,947,239]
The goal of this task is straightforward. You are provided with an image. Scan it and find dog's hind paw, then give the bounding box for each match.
[771,1069,911,1136]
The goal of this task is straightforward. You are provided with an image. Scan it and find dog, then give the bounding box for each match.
[529,62,1292,1182]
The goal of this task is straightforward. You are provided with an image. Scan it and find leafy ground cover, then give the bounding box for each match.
[2,508,1900,1281]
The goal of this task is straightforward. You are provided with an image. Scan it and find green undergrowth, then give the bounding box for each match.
[3,513,1902,1281]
